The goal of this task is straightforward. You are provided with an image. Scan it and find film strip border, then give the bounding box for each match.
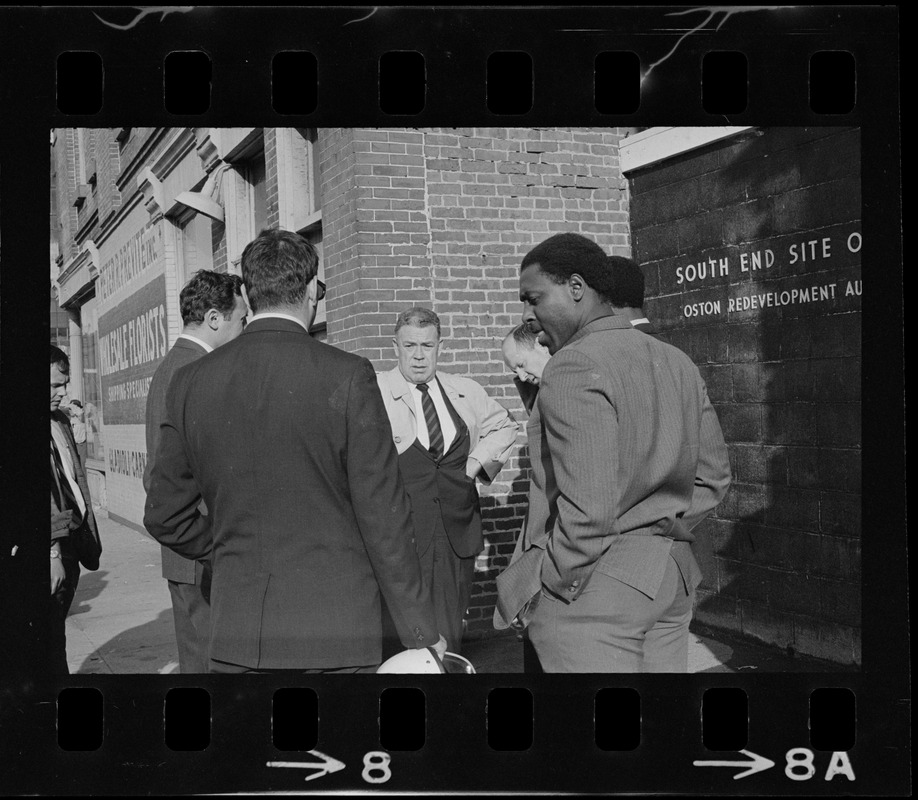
[4,676,872,794]
[58,48,858,118]
[4,6,895,126]
[0,5,906,797]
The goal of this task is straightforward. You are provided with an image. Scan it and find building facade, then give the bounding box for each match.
[51,126,861,661]
[50,126,632,639]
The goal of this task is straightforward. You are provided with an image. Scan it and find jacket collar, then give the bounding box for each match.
[563,313,631,349]
[174,335,211,354]
[242,316,311,336]
[384,367,465,402]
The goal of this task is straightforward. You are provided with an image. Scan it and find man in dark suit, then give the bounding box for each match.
[50,345,100,676]
[143,270,247,673]
[497,233,731,672]
[606,255,657,334]
[145,229,444,673]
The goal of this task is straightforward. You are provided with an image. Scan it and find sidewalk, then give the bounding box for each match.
[67,514,846,675]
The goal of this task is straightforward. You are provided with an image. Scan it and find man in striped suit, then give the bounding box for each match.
[500,233,732,672]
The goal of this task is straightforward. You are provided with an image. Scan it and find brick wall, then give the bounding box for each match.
[629,127,861,664]
[319,127,631,636]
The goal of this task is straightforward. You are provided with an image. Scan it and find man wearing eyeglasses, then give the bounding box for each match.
[145,228,444,673]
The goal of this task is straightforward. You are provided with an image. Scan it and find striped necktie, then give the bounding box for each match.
[416,382,444,460]
[51,435,83,527]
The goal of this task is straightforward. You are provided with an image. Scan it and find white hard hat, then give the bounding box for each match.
[376,648,476,674]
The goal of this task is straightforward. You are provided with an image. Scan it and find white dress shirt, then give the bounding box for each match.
[629,318,651,327]
[411,377,457,453]
[51,419,86,516]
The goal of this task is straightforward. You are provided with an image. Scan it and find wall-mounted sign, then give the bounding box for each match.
[671,226,861,322]
[98,274,168,425]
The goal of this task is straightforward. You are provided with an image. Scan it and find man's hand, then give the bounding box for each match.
[50,557,66,595]
[432,634,448,660]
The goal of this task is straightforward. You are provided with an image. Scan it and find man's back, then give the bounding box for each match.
[147,317,437,669]
[532,315,730,600]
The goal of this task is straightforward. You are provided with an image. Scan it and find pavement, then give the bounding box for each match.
[67,514,846,675]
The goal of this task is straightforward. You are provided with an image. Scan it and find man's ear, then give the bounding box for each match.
[205,308,221,330]
[240,284,253,316]
[568,273,586,301]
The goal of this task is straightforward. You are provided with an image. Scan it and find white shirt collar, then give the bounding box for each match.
[248,312,311,333]
[177,333,214,353]
[629,318,651,327]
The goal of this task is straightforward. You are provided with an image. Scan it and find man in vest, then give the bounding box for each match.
[377,307,519,654]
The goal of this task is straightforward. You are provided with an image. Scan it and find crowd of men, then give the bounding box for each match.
[47,228,731,675]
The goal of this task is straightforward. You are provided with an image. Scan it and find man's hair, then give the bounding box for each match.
[240,228,318,314]
[606,255,645,309]
[519,232,614,299]
[394,306,441,337]
[70,399,83,409]
[180,270,244,326]
[50,345,69,373]
[506,323,540,349]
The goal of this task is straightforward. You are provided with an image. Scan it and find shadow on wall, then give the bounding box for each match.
[674,128,862,667]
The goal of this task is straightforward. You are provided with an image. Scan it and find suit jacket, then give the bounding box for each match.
[631,320,657,335]
[376,367,519,482]
[51,410,99,566]
[144,317,438,670]
[496,315,731,624]
[143,336,208,584]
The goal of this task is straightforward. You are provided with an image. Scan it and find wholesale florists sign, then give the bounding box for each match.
[98,274,168,425]
[676,227,862,320]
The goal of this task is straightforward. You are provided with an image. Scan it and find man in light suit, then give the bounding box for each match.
[50,345,100,676]
[496,233,731,672]
[145,230,444,673]
[143,269,247,673]
[377,307,519,654]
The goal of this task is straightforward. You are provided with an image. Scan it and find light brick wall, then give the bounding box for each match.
[321,127,631,635]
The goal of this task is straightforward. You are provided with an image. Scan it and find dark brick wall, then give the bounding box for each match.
[320,127,631,636]
[629,127,861,664]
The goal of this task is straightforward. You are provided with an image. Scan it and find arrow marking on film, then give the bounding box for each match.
[267,751,347,782]
[693,749,775,780]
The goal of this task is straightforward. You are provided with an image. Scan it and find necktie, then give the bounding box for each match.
[416,382,444,460]
[51,435,83,527]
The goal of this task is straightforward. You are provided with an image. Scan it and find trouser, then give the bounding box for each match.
[528,554,694,673]
[380,517,476,660]
[417,518,475,656]
[167,559,212,673]
[209,659,377,674]
[50,556,81,677]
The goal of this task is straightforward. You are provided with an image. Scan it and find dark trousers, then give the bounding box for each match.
[167,560,212,673]
[419,519,475,656]
[380,518,475,660]
[50,557,80,677]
